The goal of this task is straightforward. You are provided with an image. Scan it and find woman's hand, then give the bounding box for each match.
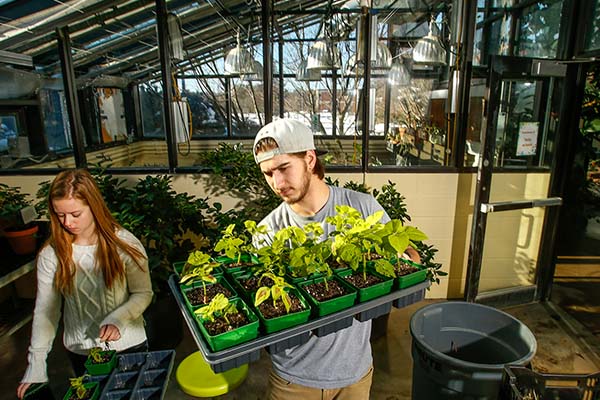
[17,382,32,399]
[99,324,121,342]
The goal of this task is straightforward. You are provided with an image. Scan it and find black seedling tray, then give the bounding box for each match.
[169,274,429,373]
[89,350,175,400]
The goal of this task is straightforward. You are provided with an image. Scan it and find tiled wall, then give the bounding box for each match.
[366,173,458,299]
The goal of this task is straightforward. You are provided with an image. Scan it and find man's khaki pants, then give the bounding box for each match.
[267,366,373,400]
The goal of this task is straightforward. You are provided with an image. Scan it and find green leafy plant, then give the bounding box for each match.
[0,183,34,230]
[380,220,428,260]
[195,293,238,324]
[197,143,280,222]
[180,250,219,303]
[287,223,333,280]
[372,181,411,223]
[254,272,295,313]
[253,226,298,277]
[67,374,90,400]
[214,221,268,264]
[326,205,392,280]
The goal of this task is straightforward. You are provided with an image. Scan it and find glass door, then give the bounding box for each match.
[465,56,567,306]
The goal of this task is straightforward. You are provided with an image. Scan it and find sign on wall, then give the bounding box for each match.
[516,122,539,156]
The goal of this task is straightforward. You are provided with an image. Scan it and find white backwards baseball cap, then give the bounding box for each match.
[253,118,326,164]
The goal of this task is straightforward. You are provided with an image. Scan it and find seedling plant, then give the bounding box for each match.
[179,250,219,303]
[67,374,91,400]
[214,221,268,265]
[287,223,333,279]
[326,205,394,280]
[254,272,295,313]
[195,293,237,323]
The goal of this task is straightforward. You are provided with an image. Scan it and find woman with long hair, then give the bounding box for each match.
[17,169,153,399]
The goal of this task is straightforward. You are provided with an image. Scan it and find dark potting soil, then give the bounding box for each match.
[303,279,348,302]
[203,312,250,336]
[67,388,94,400]
[394,262,418,277]
[89,351,112,364]
[343,272,383,288]
[186,283,233,306]
[329,259,350,271]
[257,293,305,319]
[239,276,275,292]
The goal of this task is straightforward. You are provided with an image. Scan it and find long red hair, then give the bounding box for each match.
[45,169,146,295]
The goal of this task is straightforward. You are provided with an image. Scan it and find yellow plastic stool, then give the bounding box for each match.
[176,352,249,397]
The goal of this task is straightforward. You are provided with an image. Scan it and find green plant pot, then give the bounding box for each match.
[297,275,357,317]
[338,268,394,302]
[395,259,428,289]
[255,289,311,334]
[230,270,269,302]
[215,254,260,275]
[84,350,117,376]
[285,267,324,284]
[181,275,238,312]
[172,261,185,278]
[196,297,259,352]
[62,382,100,400]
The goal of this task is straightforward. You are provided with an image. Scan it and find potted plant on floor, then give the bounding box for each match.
[0,183,39,255]
[254,272,311,333]
[195,293,259,351]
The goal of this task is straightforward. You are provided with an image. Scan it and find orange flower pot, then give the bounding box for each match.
[4,224,39,255]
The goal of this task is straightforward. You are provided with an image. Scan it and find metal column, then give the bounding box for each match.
[155,0,178,172]
[360,8,372,171]
[262,0,273,124]
[56,27,87,167]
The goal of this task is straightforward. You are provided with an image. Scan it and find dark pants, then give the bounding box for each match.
[66,341,148,377]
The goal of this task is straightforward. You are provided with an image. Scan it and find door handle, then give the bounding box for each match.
[480,197,562,213]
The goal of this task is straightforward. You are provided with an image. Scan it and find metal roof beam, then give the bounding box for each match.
[16,0,155,55]
[0,0,130,51]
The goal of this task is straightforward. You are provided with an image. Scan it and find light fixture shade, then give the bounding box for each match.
[296,59,322,81]
[330,0,360,41]
[224,45,255,75]
[372,42,393,70]
[412,22,447,66]
[306,39,341,70]
[242,60,263,81]
[388,60,410,86]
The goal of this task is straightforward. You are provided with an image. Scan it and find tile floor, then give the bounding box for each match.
[2,269,599,400]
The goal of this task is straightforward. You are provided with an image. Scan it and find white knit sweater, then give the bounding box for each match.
[22,229,153,383]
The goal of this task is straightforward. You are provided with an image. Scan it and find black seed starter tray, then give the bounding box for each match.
[88,350,175,400]
[169,275,429,373]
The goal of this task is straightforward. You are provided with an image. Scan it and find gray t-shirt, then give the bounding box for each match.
[257,185,390,389]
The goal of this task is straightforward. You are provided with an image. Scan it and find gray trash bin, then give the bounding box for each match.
[410,301,536,400]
